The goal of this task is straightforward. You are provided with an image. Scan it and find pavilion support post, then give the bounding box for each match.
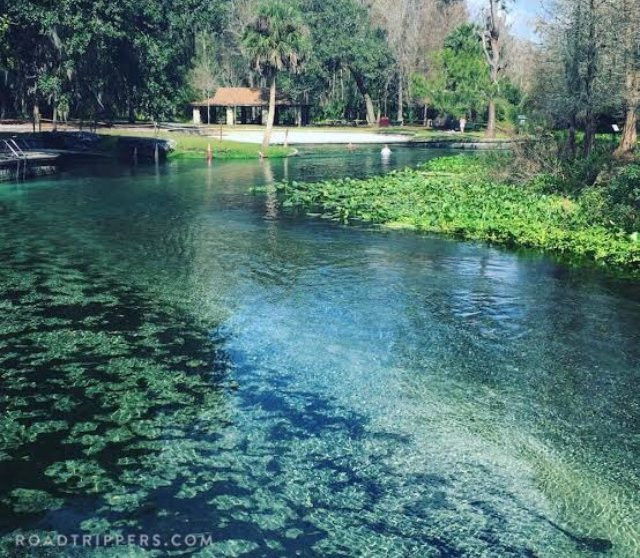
[296,106,302,127]
[192,107,201,125]
[226,106,235,126]
[261,107,269,126]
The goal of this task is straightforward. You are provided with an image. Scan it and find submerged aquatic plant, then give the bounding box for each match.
[0,242,233,545]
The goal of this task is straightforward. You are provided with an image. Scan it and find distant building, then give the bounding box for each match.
[191,87,310,126]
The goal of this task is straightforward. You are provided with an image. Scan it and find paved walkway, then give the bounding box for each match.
[220,130,410,145]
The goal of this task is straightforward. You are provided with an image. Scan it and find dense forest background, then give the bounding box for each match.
[0,0,638,153]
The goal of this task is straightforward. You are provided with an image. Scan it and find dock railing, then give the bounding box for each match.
[1,138,27,160]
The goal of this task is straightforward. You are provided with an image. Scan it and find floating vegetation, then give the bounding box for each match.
[269,155,640,275]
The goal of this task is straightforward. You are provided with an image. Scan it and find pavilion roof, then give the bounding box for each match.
[192,87,300,107]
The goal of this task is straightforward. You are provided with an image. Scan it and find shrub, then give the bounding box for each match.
[581,165,640,233]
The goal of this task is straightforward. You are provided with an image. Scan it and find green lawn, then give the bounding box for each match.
[97,129,293,159]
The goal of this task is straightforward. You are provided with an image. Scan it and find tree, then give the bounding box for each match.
[189,33,218,125]
[534,0,613,158]
[613,0,640,158]
[369,0,466,124]
[242,0,309,150]
[410,72,438,125]
[302,0,392,126]
[369,0,416,124]
[480,0,510,138]
[504,35,538,94]
[1,0,227,124]
[421,24,494,124]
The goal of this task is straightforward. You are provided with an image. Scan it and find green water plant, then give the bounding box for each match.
[2,489,64,514]
[265,155,640,275]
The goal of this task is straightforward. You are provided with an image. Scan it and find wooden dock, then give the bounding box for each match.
[0,149,62,181]
[0,151,61,167]
[0,135,113,182]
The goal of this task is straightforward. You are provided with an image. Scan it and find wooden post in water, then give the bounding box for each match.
[154,142,159,164]
[206,143,212,164]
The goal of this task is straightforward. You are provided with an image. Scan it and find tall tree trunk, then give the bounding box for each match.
[423,104,428,126]
[364,94,376,126]
[486,35,500,139]
[614,104,638,158]
[583,106,596,157]
[126,86,135,124]
[482,0,502,139]
[567,115,578,159]
[397,76,403,124]
[262,75,277,151]
[353,71,376,126]
[52,103,58,132]
[486,100,496,138]
[33,103,40,133]
[614,69,640,159]
[582,0,597,157]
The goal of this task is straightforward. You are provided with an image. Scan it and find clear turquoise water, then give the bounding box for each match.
[0,147,639,557]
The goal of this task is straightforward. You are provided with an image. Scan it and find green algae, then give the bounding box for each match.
[3,490,64,514]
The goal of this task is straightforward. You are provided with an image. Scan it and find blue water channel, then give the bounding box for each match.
[0,146,638,556]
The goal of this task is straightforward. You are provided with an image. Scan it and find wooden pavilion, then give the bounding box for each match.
[191,87,310,126]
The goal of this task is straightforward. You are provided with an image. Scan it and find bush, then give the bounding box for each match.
[507,136,616,194]
[581,165,640,233]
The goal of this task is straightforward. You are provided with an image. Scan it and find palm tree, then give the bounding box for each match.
[242,1,309,152]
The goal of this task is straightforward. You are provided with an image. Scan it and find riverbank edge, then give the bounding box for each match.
[263,155,640,277]
[0,131,295,162]
[99,132,295,160]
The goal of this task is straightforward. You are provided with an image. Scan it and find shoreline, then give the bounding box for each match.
[0,128,515,182]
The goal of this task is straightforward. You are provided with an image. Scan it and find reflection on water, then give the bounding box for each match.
[0,148,639,556]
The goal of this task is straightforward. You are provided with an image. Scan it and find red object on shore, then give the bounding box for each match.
[378,116,390,127]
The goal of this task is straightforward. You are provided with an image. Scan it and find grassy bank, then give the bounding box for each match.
[97,129,293,159]
[263,155,640,275]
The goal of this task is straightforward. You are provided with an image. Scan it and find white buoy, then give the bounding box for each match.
[381,145,392,157]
